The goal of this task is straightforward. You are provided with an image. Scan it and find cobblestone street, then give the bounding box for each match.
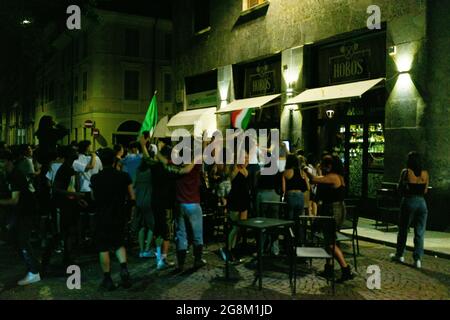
[1,240,449,300]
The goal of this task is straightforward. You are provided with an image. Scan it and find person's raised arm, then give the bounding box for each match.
[139,135,151,159]
[305,170,337,185]
[84,152,96,171]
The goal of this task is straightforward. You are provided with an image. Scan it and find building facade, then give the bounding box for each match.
[172,0,449,231]
[34,9,174,147]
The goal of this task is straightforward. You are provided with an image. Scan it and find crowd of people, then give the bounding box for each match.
[0,115,429,291]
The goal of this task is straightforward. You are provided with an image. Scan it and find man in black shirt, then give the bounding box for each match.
[91,148,135,291]
[41,146,86,272]
[0,150,40,285]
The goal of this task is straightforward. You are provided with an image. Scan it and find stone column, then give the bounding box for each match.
[281,46,305,151]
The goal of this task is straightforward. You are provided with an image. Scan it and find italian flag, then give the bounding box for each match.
[139,94,158,137]
[231,108,252,129]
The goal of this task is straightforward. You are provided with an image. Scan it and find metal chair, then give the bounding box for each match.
[290,215,336,296]
[376,188,400,231]
[336,203,360,270]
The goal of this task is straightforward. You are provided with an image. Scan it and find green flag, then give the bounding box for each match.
[139,94,158,137]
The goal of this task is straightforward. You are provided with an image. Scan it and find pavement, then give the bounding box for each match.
[0,238,449,300]
[341,218,450,258]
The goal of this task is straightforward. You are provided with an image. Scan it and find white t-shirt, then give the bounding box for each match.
[46,162,63,186]
[73,154,103,192]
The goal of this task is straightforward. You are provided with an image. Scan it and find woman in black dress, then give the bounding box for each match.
[306,155,354,283]
[222,153,250,261]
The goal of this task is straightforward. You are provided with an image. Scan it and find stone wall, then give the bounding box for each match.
[173,0,426,87]
[423,0,450,230]
[172,0,449,230]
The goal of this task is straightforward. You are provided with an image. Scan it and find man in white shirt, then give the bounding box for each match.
[73,140,103,241]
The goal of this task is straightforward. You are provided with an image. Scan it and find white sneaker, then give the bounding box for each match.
[389,253,405,263]
[414,260,422,269]
[17,272,41,286]
[142,250,156,258]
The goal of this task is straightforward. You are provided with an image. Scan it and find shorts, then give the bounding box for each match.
[318,201,346,244]
[135,205,155,230]
[216,180,232,198]
[95,214,126,252]
[153,206,173,241]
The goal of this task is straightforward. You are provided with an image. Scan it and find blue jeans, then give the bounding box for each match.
[396,196,428,261]
[287,192,305,245]
[256,189,281,254]
[256,189,280,218]
[286,191,304,220]
[175,203,203,251]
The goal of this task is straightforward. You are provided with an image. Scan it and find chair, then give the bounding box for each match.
[337,202,360,270]
[259,200,287,255]
[376,188,400,231]
[290,215,336,296]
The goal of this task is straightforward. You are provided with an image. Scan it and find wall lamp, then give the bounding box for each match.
[388,45,397,56]
[326,109,335,119]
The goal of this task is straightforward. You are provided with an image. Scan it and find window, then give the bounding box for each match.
[163,73,173,102]
[194,0,210,34]
[60,84,64,106]
[73,75,78,103]
[82,72,87,101]
[124,71,139,100]
[164,33,172,60]
[243,0,267,11]
[48,81,54,102]
[41,86,44,106]
[73,39,79,64]
[82,32,88,59]
[125,29,140,57]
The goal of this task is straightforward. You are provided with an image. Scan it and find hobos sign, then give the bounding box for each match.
[330,43,370,84]
[244,59,281,98]
[316,31,386,86]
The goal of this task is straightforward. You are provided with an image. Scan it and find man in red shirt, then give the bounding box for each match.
[174,159,206,272]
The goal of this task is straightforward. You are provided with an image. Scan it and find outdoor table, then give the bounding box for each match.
[225,217,294,290]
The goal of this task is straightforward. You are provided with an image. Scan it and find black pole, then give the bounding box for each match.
[151,18,158,97]
[70,34,74,144]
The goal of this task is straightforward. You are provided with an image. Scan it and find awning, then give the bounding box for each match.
[285,78,384,105]
[152,115,170,138]
[167,107,217,137]
[216,93,281,114]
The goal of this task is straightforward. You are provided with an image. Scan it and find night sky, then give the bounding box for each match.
[0,0,172,111]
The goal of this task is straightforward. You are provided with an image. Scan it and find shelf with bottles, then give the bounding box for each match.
[368,143,385,154]
[349,124,364,134]
[368,135,384,143]
[369,123,383,133]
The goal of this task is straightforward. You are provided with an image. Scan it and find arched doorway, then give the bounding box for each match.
[113,120,141,147]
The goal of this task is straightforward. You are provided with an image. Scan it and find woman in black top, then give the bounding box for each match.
[307,154,354,283]
[282,154,309,220]
[391,151,429,268]
[222,153,250,261]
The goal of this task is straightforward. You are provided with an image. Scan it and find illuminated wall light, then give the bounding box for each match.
[396,73,414,92]
[286,87,294,97]
[388,45,396,56]
[395,54,413,73]
[326,109,335,119]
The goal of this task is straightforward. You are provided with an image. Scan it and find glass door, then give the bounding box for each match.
[367,122,385,198]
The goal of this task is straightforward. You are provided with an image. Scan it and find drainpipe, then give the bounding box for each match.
[151,18,158,96]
